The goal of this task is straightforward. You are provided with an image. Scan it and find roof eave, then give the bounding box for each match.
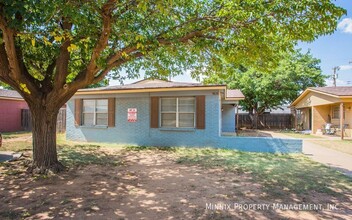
[75,85,226,95]
[291,88,352,107]
[224,97,245,101]
[308,88,341,98]
[290,89,310,107]
[0,97,24,101]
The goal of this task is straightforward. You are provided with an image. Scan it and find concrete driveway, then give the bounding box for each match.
[302,140,352,177]
[260,131,352,177]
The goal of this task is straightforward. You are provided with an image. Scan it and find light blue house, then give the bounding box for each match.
[66,79,302,153]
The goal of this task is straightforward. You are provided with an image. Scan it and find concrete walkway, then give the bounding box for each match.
[0,151,22,162]
[261,131,352,177]
[303,140,352,177]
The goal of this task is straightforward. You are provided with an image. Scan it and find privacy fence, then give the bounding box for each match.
[21,108,66,133]
[237,113,293,130]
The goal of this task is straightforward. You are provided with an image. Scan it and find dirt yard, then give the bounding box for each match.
[1,145,351,220]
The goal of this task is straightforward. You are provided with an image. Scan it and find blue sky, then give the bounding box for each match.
[298,0,352,86]
[111,1,352,86]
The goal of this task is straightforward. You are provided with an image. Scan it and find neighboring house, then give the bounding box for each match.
[0,89,28,132]
[291,86,352,138]
[66,79,302,153]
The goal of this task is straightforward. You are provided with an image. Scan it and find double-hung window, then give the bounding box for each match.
[160,97,195,128]
[82,99,108,126]
[332,106,340,119]
[332,105,345,119]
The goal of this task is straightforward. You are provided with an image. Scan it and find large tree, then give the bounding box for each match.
[203,50,326,128]
[0,0,345,172]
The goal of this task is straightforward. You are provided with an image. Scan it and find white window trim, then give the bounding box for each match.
[83,99,108,126]
[160,97,196,128]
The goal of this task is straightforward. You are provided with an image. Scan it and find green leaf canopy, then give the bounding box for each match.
[0,1,346,103]
[203,50,327,114]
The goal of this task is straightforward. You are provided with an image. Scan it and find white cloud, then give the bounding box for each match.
[339,65,352,71]
[337,18,352,34]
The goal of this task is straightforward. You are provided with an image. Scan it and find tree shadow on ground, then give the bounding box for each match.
[0,146,351,220]
[57,144,121,167]
[175,148,352,196]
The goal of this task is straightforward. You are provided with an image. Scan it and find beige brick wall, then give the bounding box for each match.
[312,105,330,134]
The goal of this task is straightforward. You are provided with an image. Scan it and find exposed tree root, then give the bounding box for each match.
[27,161,66,174]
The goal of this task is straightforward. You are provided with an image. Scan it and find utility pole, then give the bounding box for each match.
[332,66,340,87]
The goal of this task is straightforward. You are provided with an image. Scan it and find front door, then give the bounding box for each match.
[221,104,236,132]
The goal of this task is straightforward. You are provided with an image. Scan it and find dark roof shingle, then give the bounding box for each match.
[78,79,245,100]
[0,89,23,99]
[79,79,223,92]
[310,86,352,96]
[226,89,245,99]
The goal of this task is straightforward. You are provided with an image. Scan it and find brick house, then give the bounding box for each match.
[291,86,352,138]
[66,79,302,153]
[0,89,28,132]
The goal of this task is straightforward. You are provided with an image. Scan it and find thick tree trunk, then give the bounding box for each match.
[28,106,65,173]
[252,113,259,129]
[249,111,259,129]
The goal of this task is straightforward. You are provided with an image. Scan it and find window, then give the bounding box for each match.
[332,105,345,119]
[83,99,108,126]
[160,97,195,128]
[332,106,339,119]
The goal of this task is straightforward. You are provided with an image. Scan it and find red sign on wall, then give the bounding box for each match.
[127,108,137,122]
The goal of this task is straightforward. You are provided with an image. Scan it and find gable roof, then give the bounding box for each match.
[291,86,352,106]
[76,79,244,100]
[79,79,217,91]
[226,89,245,99]
[309,86,352,96]
[0,89,23,100]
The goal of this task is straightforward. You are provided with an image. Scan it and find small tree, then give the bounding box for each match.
[0,1,345,172]
[203,50,326,128]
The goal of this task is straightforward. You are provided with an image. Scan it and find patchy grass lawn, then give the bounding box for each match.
[277,131,321,139]
[174,147,351,195]
[308,140,352,155]
[1,131,32,140]
[0,136,351,219]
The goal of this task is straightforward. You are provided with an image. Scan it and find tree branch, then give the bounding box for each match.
[79,0,117,84]
[0,43,10,79]
[92,51,144,84]
[53,19,72,89]
[0,14,39,100]
[0,43,35,102]
[0,14,22,81]
[67,0,117,90]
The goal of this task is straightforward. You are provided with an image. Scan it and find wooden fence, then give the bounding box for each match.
[237,113,293,130]
[21,108,66,133]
